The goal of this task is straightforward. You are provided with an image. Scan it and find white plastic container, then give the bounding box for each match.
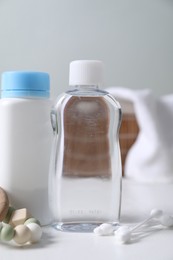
[0,71,53,225]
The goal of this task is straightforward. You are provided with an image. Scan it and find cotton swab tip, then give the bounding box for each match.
[160,215,173,227]
[114,226,131,243]
[150,209,163,218]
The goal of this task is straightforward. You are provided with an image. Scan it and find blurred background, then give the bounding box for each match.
[0,0,172,98]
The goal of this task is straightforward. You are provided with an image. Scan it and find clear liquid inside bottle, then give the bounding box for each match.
[49,86,122,232]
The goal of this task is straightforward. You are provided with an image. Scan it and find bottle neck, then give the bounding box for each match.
[67,84,107,97]
[74,85,99,91]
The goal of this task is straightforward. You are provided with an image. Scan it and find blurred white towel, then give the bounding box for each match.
[106,87,173,183]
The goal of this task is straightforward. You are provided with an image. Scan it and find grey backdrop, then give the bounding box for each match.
[0,0,172,97]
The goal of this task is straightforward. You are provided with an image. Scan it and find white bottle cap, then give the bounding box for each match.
[69,60,104,86]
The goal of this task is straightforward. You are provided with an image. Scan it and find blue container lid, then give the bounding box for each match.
[1,71,50,98]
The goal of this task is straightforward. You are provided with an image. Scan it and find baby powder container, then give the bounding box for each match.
[0,71,53,225]
[49,60,122,232]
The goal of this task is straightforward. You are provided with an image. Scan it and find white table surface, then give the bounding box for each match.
[1,178,173,260]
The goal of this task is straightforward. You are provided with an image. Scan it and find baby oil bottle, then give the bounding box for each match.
[49,60,122,232]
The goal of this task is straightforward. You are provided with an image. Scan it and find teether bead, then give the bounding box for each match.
[9,208,31,227]
[0,187,9,221]
[160,215,173,227]
[0,224,15,241]
[3,207,15,223]
[26,223,42,243]
[24,218,40,226]
[0,222,3,231]
[13,224,31,245]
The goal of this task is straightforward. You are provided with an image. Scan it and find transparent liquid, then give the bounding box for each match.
[49,86,122,232]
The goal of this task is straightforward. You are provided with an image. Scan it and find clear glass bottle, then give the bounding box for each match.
[49,60,122,232]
